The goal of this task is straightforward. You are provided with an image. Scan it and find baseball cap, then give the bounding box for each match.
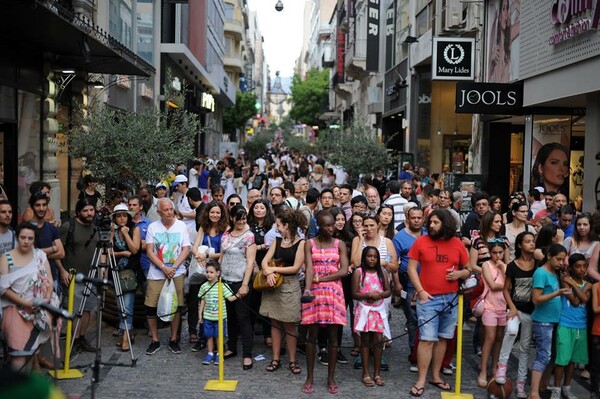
[155,182,167,190]
[172,175,188,187]
[534,186,545,193]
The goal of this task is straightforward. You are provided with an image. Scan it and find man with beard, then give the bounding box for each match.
[270,186,285,212]
[0,200,15,254]
[61,198,98,352]
[393,207,426,371]
[407,209,469,397]
[365,187,380,217]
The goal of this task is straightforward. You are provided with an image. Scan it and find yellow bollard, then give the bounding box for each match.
[441,293,473,399]
[49,273,83,379]
[204,277,238,391]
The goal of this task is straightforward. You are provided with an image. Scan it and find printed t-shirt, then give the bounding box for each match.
[505,260,535,314]
[198,280,234,320]
[146,219,190,280]
[408,235,469,295]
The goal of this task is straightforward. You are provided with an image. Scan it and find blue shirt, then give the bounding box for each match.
[559,280,587,329]
[393,228,426,287]
[198,170,210,190]
[136,216,151,274]
[532,267,562,323]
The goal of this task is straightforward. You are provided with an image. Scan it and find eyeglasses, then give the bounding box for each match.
[352,219,363,225]
[229,202,241,207]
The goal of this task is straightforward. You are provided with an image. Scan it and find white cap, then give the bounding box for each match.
[173,175,188,186]
[534,186,545,193]
[155,182,167,189]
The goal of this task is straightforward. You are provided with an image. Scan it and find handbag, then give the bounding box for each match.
[118,269,138,293]
[188,231,215,284]
[472,265,499,317]
[253,258,284,291]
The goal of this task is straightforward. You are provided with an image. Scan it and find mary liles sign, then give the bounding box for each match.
[432,37,475,80]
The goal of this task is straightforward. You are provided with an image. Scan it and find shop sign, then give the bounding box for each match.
[455,82,523,114]
[432,37,475,81]
[549,0,600,45]
[201,92,215,112]
[337,27,345,82]
[116,75,131,89]
[366,0,380,72]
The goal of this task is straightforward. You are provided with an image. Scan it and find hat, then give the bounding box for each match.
[186,187,202,202]
[155,182,167,190]
[534,186,545,193]
[111,203,133,218]
[172,175,188,187]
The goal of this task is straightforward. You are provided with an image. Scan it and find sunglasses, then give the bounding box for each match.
[229,202,241,207]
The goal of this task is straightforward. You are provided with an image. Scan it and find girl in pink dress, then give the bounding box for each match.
[352,246,391,387]
[301,211,349,395]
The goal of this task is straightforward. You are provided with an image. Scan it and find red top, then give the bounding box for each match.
[408,235,469,295]
[593,283,600,336]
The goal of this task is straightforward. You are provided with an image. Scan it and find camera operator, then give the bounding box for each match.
[61,198,99,353]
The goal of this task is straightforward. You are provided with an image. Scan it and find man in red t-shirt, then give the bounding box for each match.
[407,209,470,397]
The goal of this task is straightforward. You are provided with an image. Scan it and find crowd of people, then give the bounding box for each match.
[1,136,600,398]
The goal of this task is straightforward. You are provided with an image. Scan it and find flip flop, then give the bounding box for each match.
[362,376,375,387]
[409,385,424,397]
[429,380,452,391]
[374,375,385,386]
[477,377,488,388]
[301,383,314,394]
[327,384,339,394]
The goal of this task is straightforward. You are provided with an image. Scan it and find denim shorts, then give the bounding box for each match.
[203,319,228,338]
[416,293,458,341]
[532,321,555,372]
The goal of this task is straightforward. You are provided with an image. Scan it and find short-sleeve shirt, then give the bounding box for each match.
[505,260,535,314]
[220,230,255,283]
[198,280,234,321]
[531,266,562,323]
[0,229,15,255]
[34,222,61,280]
[559,280,587,329]
[61,219,99,275]
[408,235,469,295]
[146,219,190,280]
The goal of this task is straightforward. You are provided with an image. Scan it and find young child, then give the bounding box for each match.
[553,253,591,399]
[197,260,238,365]
[478,241,508,388]
[352,246,391,387]
[530,243,571,399]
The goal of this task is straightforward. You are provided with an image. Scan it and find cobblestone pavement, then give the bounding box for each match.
[56,303,591,399]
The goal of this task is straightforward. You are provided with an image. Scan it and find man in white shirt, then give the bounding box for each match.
[383,180,408,229]
[144,198,191,355]
[173,175,197,243]
[188,160,202,188]
[256,156,267,174]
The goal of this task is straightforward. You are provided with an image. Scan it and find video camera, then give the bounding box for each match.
[95,208,112,242]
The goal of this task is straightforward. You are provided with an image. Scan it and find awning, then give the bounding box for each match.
[0,0,154,77]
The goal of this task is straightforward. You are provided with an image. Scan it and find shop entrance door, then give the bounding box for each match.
[0,121,18,224]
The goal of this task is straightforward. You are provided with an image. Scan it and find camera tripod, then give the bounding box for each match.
[70,239,137,399]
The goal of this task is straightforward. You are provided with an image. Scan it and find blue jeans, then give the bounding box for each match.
[402,286,418,349]
[532,321,555,372]
[119,291,136,330]
[416,293,458,342]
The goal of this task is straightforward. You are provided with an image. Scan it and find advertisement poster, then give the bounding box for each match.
[486,0,520,83]
[531,116,571,195]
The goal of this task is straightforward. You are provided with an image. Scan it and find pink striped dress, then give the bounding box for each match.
[301,239,347,325]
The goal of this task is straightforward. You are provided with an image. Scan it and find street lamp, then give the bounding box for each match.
[275,1,283,12]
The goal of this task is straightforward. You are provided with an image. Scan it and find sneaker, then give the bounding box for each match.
[495,362,507,384]
[476,347,482,357]
[202,353,214,365]
[146,341,161,355]
[77,337,97,353]
[112,329,124,337]
[442,367,453,376]
[317,349,328,366]
[168,340,181,354]
[191,341,206,352]
[516,381,527,399]
[380,355,389,371]
[353,354,362,369]
[336,350,348,364]
[409,364,418,373]
[561,385,577,399]
[449,362,456,370]
[549,386,562,399]
[214,353,219,366]
[581,369,591,380]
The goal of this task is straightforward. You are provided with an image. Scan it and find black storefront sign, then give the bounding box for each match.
[455,82,523,114]
[366,0,380,72]
[432,37,475,81]
[385,1,395,70]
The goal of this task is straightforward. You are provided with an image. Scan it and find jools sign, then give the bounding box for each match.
[432,37,475,80]
[455,82,523,114]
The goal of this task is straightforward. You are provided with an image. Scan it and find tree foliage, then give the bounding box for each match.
[289,69,329,127]
[223,91,258,134]
[67,74,198,188]
[318,116,394,178]
[242,131,273,161]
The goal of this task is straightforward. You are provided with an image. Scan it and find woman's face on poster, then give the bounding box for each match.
[501,0,509,29]
[539,148,569,190]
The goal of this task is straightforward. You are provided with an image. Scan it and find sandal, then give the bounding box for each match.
[301,383,314,394]
[476,376,488,388]
[266,359,281,372]
[289,361,301,375]
[409,385,424,397]
[429,380,452,391]
[189,333,199,344]
[351,347,360,357]
[362,376,375,387]
[327,384,339,395]
[374,375,385,386]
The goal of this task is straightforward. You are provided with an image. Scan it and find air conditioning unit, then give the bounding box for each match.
[436,0,464,34]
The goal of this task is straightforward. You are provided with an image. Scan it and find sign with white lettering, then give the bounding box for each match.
[432,37,475,81]
[366,0,380,72]
[455,82,523,114]
[201,92,215,112]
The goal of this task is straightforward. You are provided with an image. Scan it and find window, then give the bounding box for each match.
[136,0,154,64]
[224,2,234,21]
[109,0,134,49]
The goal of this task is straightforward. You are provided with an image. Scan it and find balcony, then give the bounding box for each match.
[223,54,244,73]
[224,19,244,41]
[332,73,352,101]
[345,39,368,80]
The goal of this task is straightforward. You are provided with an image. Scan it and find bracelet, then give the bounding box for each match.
[416,289,424,295]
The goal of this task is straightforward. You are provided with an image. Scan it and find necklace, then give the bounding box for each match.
[282,237,291,244]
